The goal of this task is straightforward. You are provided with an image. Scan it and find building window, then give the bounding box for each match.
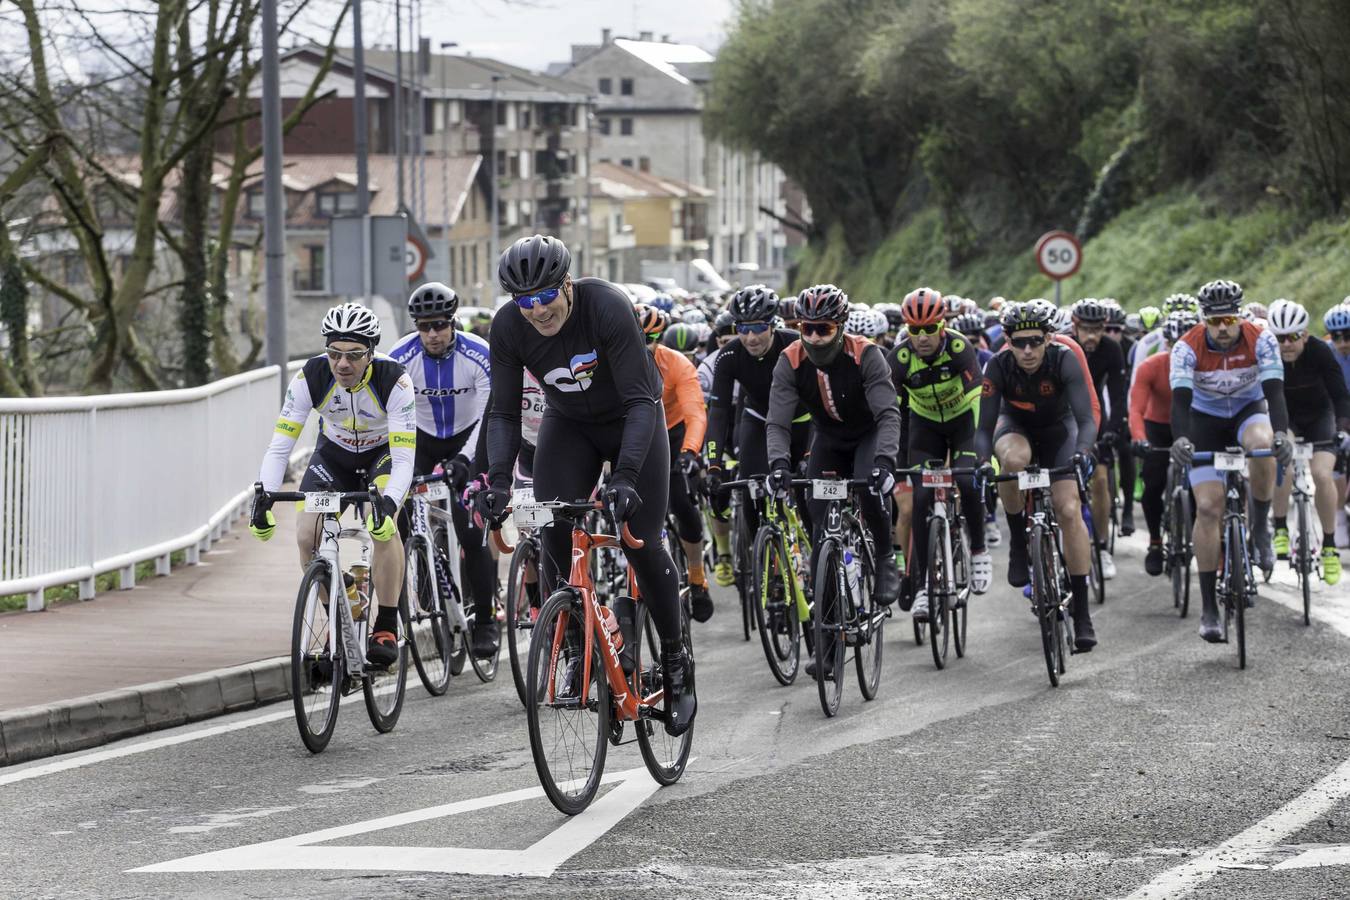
[520,106,532,129]
[471,244,478,283]
[245,190,265,218]
[598,77,612,95]
[496,102,507,127]
[620,158,633,168]
[597,117,611,136]
[620,78,633,96]
[639,156,650,172]
[619,117,633,136]
[293,244,326,293]
[316,190,358,216]
[424,98,435,135]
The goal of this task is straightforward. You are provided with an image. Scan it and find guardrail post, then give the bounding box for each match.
[155,553,171,577]
[79,577,95,601]
[119,564,136,590]
[26,590,43,612]
[186,543,200,566]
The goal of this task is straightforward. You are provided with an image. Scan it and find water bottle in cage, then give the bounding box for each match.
[345,565,370,621]
[843,550,861,600]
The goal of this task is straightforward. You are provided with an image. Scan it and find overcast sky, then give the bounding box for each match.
[353,0,736,71]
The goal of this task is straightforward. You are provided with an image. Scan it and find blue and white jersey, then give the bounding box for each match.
[390,329,492,446]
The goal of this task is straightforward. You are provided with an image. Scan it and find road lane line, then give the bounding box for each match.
[1124,754,1350,898]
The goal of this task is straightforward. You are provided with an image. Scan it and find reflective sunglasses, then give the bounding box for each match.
[1277,331,1305,344]
[801,321,839,338]
[909,323,943,336]
[326,347,371,363]
[735,322,771,335]
[1331,329,1350,342]
[1205,315,1239,326]
[1009,335,1046,350]
[1104,326,1123,335]
[415,319,452,332]
[514,286,562,310]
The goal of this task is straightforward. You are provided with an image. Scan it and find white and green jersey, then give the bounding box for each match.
[258,354,418,502]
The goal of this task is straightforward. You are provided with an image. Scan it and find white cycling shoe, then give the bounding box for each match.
[970,550,992,595]
[910,588,930,623]
[1100,549,1117,580]
[984,519,1002,547]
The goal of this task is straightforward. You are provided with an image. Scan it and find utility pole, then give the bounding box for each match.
[440,42,457,288]
[394,0,405,213]
[583,96,593,276]
[489,73,504,289]
[352,0,371,306]
[261,0,287,396]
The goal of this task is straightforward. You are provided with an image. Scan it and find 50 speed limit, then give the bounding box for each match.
[1035,230,1082,280]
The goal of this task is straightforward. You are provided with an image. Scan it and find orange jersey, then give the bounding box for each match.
[652,344,707,452]
[1129,351,1172,440]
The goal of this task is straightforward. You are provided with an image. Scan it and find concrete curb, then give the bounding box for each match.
[0,657,291,766]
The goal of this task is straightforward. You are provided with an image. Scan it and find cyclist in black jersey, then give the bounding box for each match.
[478,235,695,737]
[976,301,1100,651]
[1102,299,1138,534]
[766,285,904,637]
[1070,299,1127,581]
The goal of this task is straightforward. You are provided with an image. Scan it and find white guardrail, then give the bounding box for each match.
[0,361,313,611]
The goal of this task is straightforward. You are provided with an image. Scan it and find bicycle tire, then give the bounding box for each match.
[1172,488,1192,618]
[404,535,452,696]
[506,538,540,707]
[1107,462,1119,555]
[1228,518,1247,670]
[733,499,754,642]
[430,524,468,677]
[635,601,694,785]
[951,517,970,659]
[1089,538,1105,606]
[752,525,800,686]
[291,559,343,754]
[912,618,925,646]
[812,538,844,717]
[468,606,501,682]
[525,589,609,816]
[854,543,883,701]
[1296,499,1312,626]
[928,516,950,671]
[363,593,408,734]
[1029,526,1061,688]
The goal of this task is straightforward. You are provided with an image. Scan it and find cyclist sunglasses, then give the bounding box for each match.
[800,322,838,338]
[735,322,771,335]
[909,323,943,336]
[1205,314,1240,326]
[514,286,562,310]
[415,319,452,332]
[1331,329,1350,341]
[325,347,371,363]
[1009,335,1046,349]
[1277,331,1305,343]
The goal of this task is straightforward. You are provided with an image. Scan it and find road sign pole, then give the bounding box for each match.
[1055,280,1061,307]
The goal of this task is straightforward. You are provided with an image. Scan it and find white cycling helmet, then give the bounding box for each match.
[867,309,890,337]
[846,305,872,336]
[1266,298,1309,336]
[1052,307,1074,334]
[321,302,381,347]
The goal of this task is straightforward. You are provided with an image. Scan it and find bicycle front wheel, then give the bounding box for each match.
[1227,518,1247,670]
[854,547,884,701]
[1296,499,1312,626]
[404,535,452,696]
[752,526,801,685]
[526,589,609,815]
[1089,537,1105,606]
[1029,527,1062,688]
[951,521,970,659]
[506,538,541,706]
[928,517,950,671]
[733,500,754,642]
[1172,489,1192,618]
[812,539,844,718]
[363,599,408,734]
[292,560,343,753]
[635,600,694,785]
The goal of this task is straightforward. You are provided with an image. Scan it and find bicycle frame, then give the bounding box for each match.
[407,477,470,635]
[312,514,375,675]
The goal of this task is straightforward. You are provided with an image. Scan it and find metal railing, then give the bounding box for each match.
[0,362,313,611]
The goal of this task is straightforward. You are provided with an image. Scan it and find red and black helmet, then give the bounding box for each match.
[634,303,668,342]
[796,284,849,323]
[901,287,945,327]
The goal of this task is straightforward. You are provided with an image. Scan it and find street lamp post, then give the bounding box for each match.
[489,73,504,294]
[260,0,287,396]
[439,42,457,288]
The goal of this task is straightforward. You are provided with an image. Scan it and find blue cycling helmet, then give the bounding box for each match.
[650,293,675,313]
[1324,304,1350,332]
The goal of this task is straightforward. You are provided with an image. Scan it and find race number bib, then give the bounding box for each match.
[1017,470,1050,490]
[303,492,341,514]
[812,479,847,500]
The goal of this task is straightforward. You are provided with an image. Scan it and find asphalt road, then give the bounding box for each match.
[3,527,1349,900]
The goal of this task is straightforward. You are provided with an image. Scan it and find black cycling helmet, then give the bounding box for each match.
[407,281,459,319]
[951,311,985,337]
[1070,298,1107,323]
[1197,279,1243,316]
[1001,301,1054,334]
[796,284,849,323]
[713,310,736,337]
[661,322,701,353]
[729,284,779,323]
[498,234,571,295]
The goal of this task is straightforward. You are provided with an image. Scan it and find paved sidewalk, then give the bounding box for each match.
[0,502,307,764]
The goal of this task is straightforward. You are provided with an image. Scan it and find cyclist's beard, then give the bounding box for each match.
[803,330,844,367]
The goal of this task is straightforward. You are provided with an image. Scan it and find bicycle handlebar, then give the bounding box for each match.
[254,482,380,509]
[485,499,645,553]
[1191,448,1274,462]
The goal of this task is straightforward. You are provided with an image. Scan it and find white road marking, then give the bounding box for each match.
[296,775,382,795]
[1124,754,1350,898]
[167,807,297,835]
[130,765,663,878]
[1274,843,1350,869]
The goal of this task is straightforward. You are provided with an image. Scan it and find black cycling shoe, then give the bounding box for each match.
[688,583,714,623]
[471,618,500,658]
[1145,544,1164,577]
[661,648,697,737]
[805,657,836,681]
[367,630,399,668]
[1007,537,1030,588]
[874,564,902,607]
[1199,598,1223,643]
[1120,510,1135,537]
[1072,615,1097,652]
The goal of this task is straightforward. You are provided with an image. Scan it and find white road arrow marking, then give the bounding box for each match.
[1274,844,1350,870]
[129,765,662,878]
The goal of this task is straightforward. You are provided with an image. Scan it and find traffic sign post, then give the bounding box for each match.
[1034,230,1082,307]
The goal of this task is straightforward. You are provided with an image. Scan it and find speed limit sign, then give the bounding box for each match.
[1035,230,1082,280]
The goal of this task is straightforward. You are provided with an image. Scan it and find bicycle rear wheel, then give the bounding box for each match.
[1029,527,1062,688]
[431,525,468,677]
[404,535,452,696]
[733,500,754,641]
[951,520,970,659]
[635,600,694,785]
[812,538,844,717]
[1296,499,1312,626]
[928,517,950,671]
[854,546,884,701]
[292,560,343,754]
[506,538,540,707]
[1227,519,1247,669]
[526,589,609,816]
[752,526,801,685]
